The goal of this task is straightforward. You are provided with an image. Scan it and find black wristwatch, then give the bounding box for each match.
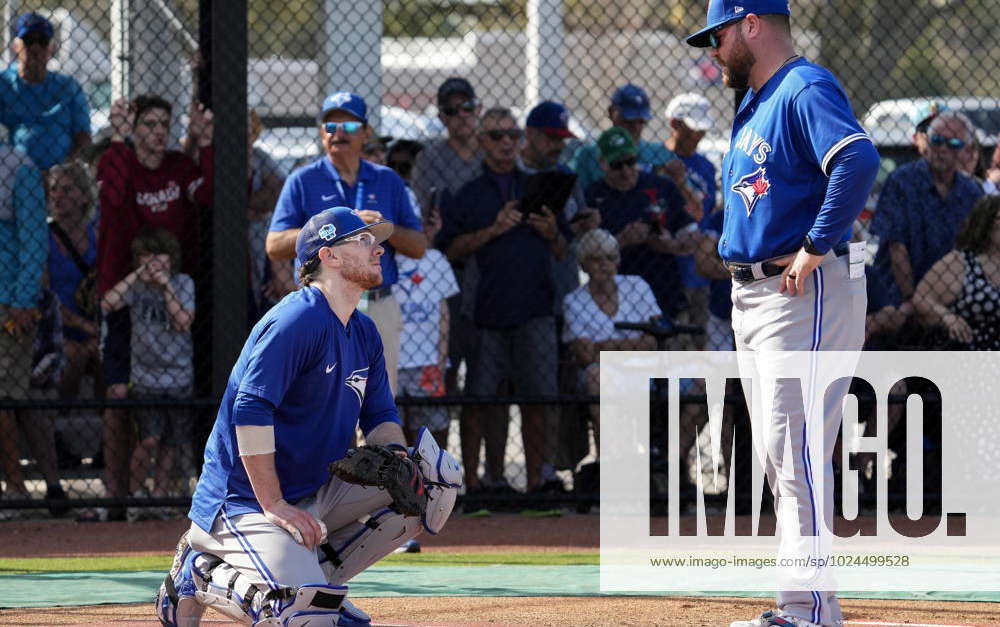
[802,234,824,256]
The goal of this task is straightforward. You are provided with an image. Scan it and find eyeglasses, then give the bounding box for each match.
[930,134,967,151]
[441,99,480,117]
[334,231,377,248]
[609,156,638,170]
[708,17,744,50]
[324,121,363,135]
[483,128,523,142]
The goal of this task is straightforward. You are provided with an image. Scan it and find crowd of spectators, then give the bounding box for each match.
[1,10,999,517]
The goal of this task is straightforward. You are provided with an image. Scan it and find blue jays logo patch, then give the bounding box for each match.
[319,224,337,240]
[731,167,771,217]
[345,367,369,404]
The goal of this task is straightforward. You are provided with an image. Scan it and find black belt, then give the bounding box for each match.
[725,242,850,284]
[366,286,393,301]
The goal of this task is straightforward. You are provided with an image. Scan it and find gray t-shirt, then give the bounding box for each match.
[123,273,195,389]
[411,138,482,214]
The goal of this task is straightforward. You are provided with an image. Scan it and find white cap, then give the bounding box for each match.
[665,93,715,132]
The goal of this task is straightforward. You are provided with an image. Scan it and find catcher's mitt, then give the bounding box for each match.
[329,445,427,517]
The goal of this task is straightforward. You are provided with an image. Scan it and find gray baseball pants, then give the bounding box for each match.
[731,251,866,627]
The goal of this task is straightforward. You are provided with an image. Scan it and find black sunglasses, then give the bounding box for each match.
[441,99,480,117]
[709,17,744,49]
[484,129,523,142]
[609,156,638,170]
[929,134,967,151]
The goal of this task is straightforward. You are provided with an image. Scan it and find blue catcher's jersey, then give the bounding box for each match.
[189,286,400,532]
[719,58,870,263]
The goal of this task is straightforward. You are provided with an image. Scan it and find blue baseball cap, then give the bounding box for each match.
[526,101,576,138]
[320,92,368,124]
[611,84,652,121]
[296,207,393,265]
[686,0,791,48]
[15,12,54,40]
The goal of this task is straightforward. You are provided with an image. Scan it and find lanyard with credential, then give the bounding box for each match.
[334,177,365,211]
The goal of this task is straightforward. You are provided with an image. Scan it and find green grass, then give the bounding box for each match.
[0,551,599,575]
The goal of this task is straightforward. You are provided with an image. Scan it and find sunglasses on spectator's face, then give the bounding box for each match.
[930,134,967,150]
[324,121,363,135]
[335,231,377,248]
[484,128,523,142]
[609,156,638,170]
[441,99,479,117]
[21,32,51,48]
[709,17,744,50]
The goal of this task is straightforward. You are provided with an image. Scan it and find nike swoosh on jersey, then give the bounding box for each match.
[321,194,337,201]
[326,363,337,373]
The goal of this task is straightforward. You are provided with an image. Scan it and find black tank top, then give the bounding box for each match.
[951,250,1000,350]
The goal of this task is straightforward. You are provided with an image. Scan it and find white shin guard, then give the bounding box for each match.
[189,552,347,626]
[318,507,422,585]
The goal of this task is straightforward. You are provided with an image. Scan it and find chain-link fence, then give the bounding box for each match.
[0,0,996,521]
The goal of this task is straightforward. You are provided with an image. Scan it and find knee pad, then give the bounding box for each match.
[190,552,352,626]
[318,507,422,585]
[412,426,462,534]
[156,530,205,627]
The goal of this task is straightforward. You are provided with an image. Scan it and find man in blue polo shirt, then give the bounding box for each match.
[0,12,92,171]
[437,107,569,493]
[267,92,426,393]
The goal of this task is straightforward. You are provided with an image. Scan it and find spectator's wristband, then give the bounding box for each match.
[803,234,824,256]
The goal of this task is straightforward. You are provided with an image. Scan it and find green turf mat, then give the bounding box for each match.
[3,566,1000,609]
[0,552,598,574]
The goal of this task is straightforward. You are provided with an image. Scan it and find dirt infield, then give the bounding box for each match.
[4,596,1000,626]
[3,514,997,625]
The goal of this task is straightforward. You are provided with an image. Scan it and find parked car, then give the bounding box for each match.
[862,97,1000,148]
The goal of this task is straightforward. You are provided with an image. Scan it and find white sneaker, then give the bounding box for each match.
[392,539,421,554]
[730,610,825,627]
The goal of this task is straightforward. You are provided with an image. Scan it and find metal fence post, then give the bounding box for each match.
[210,0,248,396]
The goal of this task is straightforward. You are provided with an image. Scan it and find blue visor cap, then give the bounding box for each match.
[296,206,393,265]
[686,0,790,48]
[320,91,368,123]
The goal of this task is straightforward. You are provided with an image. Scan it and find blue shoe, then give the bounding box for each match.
[339,597,372,625]
[155,531,203,626]
[393,538,421,554]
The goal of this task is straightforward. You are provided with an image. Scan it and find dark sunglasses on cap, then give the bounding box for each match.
[709,17,745,50]
[930,134,967,151]
[441,99,480,117]
[484,128,523,142]
[609,156,638,170]
[324,121,363,135]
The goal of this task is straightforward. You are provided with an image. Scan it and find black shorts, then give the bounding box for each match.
[101,308,131,387]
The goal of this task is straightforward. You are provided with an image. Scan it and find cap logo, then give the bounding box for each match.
[559,111,568,124]
[319,224,338,240]
[329,92,352,107]
[611,136,625,146]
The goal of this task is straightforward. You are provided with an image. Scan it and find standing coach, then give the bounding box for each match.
[686,2,880,626]
[266,92,426,394]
